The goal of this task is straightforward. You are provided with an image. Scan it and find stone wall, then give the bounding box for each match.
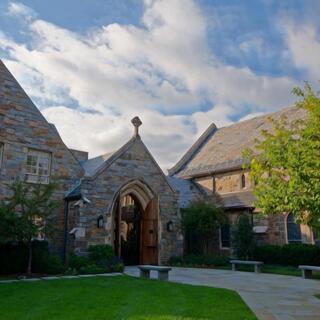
[0,61,84,256]
[215,170,252,194]
[72,137,183,264]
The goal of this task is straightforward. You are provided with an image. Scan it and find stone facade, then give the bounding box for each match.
[0,60,183,263]
[70,137,183,264]
[1,59,316,264]
[0,61,84,255]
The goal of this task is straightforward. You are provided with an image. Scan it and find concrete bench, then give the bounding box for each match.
[230,260,264,273]
[299,265,320,279]
[138,265,172,280]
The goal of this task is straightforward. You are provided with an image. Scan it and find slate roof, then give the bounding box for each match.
[217,191,255,209]
[82,151,115,176]
[169,106,307,178]
[167,177,202,208]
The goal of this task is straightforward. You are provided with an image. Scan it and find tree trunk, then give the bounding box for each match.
[27,240,32,275]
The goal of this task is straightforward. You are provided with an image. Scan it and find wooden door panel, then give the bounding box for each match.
[141,198,158,265]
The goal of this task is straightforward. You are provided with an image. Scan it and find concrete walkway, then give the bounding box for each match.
[125,266,320,320]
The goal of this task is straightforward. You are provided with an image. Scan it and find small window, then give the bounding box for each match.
[241,174,246,189]
[25,149,51,184]
[286,213,302,244]
[220,224,231,248]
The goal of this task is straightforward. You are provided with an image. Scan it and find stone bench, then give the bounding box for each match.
[299,265,320,279]
[138,265,172,280]
[230,260,264,273]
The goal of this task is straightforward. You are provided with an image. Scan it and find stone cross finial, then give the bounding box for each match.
[131,116,142,137]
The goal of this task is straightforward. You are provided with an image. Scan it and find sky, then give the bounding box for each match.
[0,0,320,170]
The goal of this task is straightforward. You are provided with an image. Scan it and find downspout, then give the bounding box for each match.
[63,199,69,264]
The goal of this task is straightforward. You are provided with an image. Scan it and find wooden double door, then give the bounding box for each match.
[140,198,158,265]
[115,196,158,265]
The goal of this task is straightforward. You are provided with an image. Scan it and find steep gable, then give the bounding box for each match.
[82,135,174,192]
[0,60,83,184]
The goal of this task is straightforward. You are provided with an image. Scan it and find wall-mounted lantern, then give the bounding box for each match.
[167,220,174,232]
[97,215,104,229]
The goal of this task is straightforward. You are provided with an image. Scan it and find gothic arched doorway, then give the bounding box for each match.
[112,180,159,265]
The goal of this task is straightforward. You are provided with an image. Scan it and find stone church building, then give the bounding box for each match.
[0,60,317,265]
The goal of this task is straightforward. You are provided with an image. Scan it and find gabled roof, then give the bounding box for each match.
[81,136,175,192]
[169,106,307,178]
[217,191,255,209]
[82,138,134,178]
[82,151,115,176]
[167,176,202,208]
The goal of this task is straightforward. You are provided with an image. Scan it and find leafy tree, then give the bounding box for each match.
[243,84,320,230]
[0,181,58,274]
[231,215,255,260]
[182,200,226,254]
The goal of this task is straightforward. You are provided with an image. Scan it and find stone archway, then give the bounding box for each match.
[111,180,159,265]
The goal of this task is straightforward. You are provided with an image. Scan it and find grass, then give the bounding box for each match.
[0,275,256,320]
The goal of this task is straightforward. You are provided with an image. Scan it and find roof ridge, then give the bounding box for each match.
[168,122,217,176]
[84,137,136,178]
[218,105,297,130]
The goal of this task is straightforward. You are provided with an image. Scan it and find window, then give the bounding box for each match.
[0,143,3,167]
[220,224,231,248]
[286,213,302,244]
[241,173,246,189]
[25,149,51,184]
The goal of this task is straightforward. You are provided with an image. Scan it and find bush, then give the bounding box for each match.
[169,254,229,267]
[68,254,91,270]
[45,256,65,274]
[0,240,64,274]
[253,244,320,266]
[79,264,106,275]
[88,244,114,264]
[231,215,255,260]
[68,246,124,275]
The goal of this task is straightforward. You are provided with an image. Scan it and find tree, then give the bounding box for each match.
[181,200,226,254]
[243,84,320,230]
[231,215,255,259]
[0,181,58,274]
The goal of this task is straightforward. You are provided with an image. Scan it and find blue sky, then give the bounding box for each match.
[0,0,319,169]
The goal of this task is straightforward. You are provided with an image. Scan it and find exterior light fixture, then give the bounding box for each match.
[97,215,104,229]
[167,220,173,232]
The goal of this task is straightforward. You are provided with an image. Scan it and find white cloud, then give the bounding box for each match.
[0,0,299,170]
[283,21,320,83]
[6,2,36,20]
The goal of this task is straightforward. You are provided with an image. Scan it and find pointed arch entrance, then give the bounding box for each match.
[111,180,159,265]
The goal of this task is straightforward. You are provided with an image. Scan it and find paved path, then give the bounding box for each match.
[125,266,320,320]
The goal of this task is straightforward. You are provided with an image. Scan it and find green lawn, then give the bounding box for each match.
[0,275,256,320]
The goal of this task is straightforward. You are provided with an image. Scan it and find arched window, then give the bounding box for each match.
[220,224,231,248]
[241,174,246,189]
[286,213,302,243]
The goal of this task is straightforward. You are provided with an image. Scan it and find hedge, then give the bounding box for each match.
[253,244,320,266]
[0,241,64,274]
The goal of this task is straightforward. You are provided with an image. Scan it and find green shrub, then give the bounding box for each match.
[110,263,124,273]
[79,264,106,275]
[0,240,64,275]
[253,244,320,266]
[64,268,78,276]
[45,256,65,274]
[231,215,255,260]
[88,244,114,264]
[169,254,229,267]
[68,254,91,271]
